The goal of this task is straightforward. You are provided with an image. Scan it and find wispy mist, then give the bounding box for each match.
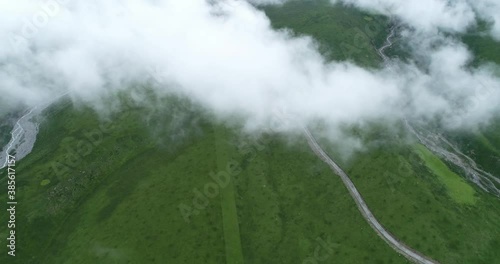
[333,0,500,39]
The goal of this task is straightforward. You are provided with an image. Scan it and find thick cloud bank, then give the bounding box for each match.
[0,0,499,135]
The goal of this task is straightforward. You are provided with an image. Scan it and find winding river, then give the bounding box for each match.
[0,93,68,169]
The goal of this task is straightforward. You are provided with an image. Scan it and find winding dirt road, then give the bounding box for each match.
[304,128,438,264]
[300,24,438,263]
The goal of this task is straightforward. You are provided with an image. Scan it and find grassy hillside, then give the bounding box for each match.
[263,0,390,67]
[0,98,410,264]
[2,96,499,264]
[339,138,500,263]
[463,34,500,65]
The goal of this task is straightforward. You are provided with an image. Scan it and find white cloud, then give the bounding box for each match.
[0,0,498,137]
